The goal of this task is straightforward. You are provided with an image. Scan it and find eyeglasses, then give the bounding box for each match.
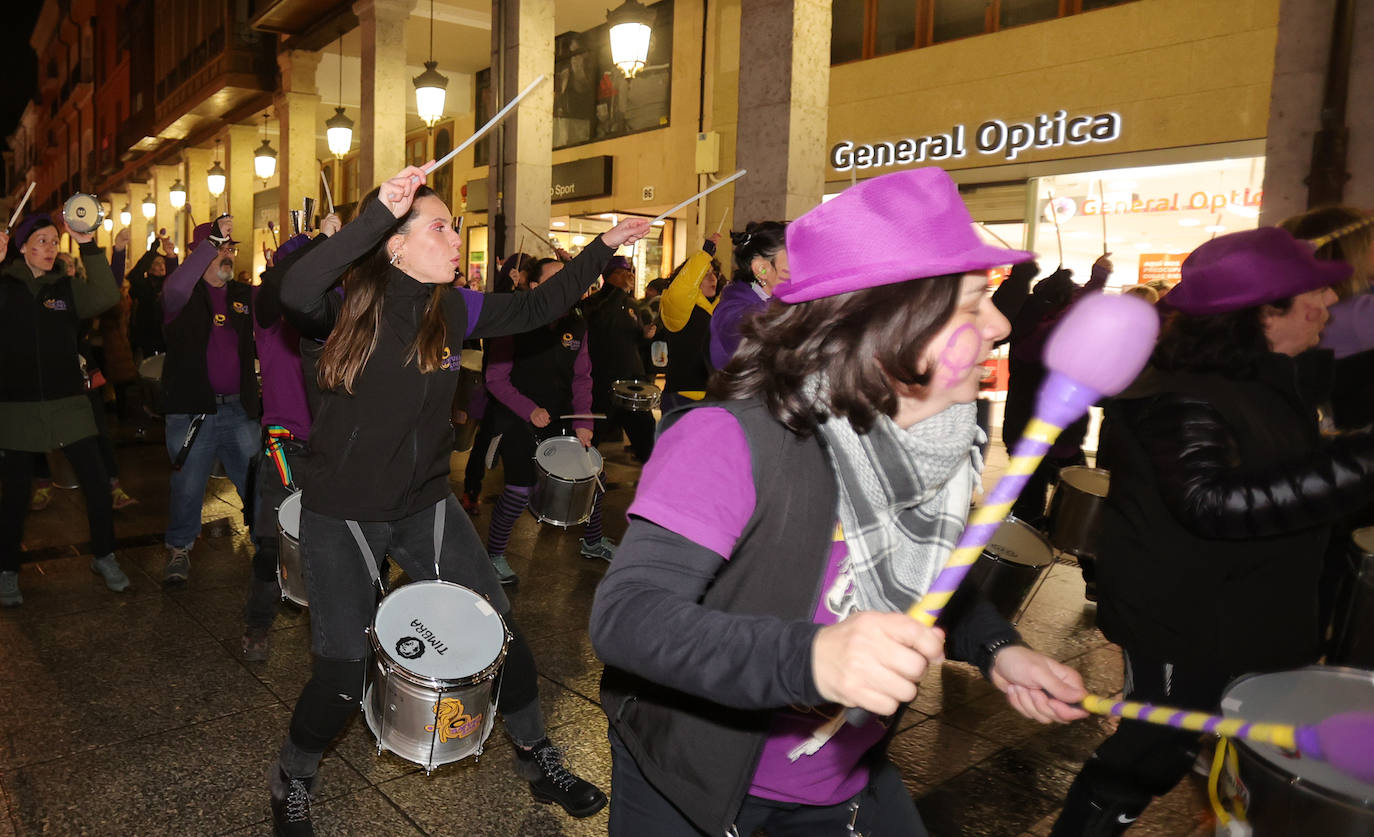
[218,245,239,256]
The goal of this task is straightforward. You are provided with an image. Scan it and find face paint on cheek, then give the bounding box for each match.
[937,323,982,388]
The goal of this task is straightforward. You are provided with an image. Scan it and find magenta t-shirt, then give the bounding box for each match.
[627,407,890,806]
[204,283,241,396]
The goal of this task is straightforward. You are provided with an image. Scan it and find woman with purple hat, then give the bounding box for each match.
[708,220,787,369]
[0,214,130,607]
[1050,226,1374,836]
[591,167,1088,836]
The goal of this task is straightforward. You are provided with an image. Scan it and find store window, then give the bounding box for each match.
[874,0,918,57]
[832,0,866,63]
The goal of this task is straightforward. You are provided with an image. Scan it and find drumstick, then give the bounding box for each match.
[715,207,730,235]
[649,170,747,227]
[423,74,548,176]
[1097,179,1108,256]
[1077,695,1374,783]
[559,413,607,420]
[7,182,36,230]
[521,222,558,254]
[846,294,1159,726]
[267,221,279,249]
[320,169,335,215]
[1046,190,1064,268]
[1307,213,1374,249]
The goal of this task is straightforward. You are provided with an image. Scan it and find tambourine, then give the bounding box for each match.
[62,193,106,234]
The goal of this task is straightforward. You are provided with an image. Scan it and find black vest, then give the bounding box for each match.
[0,271,83,402]
[509,311,585,414]
[664,304,713,394]
[599,398,839,835]
[161,279,259,416]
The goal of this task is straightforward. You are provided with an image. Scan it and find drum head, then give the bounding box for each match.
[1223,666,1374,802]
[613,380,660,397]
[985,517,1054,568]
[535,436,603,480]
[373,581,506,683]
[1352,526,1374,557]
[277,491,303,538]
[62,193,104,234]
[138,353,165,380]
[1058,466,1110,497]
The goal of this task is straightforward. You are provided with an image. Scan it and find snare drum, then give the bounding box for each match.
[1330,528,1374,667]
[528,436,603,527]
[62,193,105,234]
[275,491,308,607]
[611,379,661,412]
[1221,666,1374,835]
[960,516,1055,623]
[138,353,165,415]
[364,581,508,773]
[1047,466,1111,557]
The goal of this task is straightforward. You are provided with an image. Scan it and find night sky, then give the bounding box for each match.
[0,3,42,178]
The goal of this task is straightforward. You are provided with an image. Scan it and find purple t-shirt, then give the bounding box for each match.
[1320,294,1374,359]
[204,283,241,396]
[627,408,889,806]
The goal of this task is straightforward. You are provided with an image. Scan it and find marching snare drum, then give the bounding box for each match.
[959,516,1055,623]
[1330,528,1374,668]
[528,436,603,527]
[364,581,508,774]
[138,353,165,415]
[62,193,105,235]
[275,491,308,607]
[1047,466,1111,557]
[1222,666,1374,835]
[611,379,661,412]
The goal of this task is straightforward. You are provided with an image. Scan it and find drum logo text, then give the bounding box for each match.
[408,618,449,655]
[427,697,484,742]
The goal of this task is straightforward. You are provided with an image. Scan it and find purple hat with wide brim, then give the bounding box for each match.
[1164,226,1352,316]
[775,167,1034,303]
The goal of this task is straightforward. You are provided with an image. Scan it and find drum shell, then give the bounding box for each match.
[138,353,165,416]
[363,657,500,772]
[450,364,483,453]
[62,193,104,234]
[528,437,602,528]
[611,379,661,412]
[1047,466,1110,557]
[955,517,1054,623]
[1329,528,1374,667]
[275,493,308,607]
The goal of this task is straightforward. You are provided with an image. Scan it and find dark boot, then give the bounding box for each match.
[269,767,317,837]
[1048,773,1149,837]
[514,738,607,818]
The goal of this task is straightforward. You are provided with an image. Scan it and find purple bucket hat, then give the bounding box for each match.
[774,167,1033,303]
[1165,227,1351,316]
[602,255,633,280]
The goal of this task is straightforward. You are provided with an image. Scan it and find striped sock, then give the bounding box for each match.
[487,485,530,556]
[582,494,604,544]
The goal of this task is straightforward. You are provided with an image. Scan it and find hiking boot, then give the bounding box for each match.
[578,538,616,562]
[110,482,139,510]
[489,552,518,586]
[0,571,21,607]
[242,625,271,662]
[514,738,607,818]
[269,767,316,837]
[459,491,481,516]
[163,546,191,584]
[29,483,52,511]
[91,554,131,592]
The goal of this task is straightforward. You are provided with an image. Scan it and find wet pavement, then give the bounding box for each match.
[0,415,1214,836]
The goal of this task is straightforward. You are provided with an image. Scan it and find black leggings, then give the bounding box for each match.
[1,438,115,571]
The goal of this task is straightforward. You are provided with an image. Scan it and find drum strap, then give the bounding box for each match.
[345,520,387,594]
[265,426,296,490]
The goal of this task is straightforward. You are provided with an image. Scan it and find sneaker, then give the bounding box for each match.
[90,554,131,592]
[515,738,607,818]
[163,546,191,584]
[110,483,139,510]
[29,484,52,511]
[242,625,271,662]
[578,538,616,562]
[269,767,316,837]
[489,552,518,586]
[459,491,481,516]
[0,571,21,607]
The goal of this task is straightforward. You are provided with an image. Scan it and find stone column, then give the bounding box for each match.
[732,0,830,222]
[226,124,260,278]
[277,49,323,239]
[354,0,416,190]
[111,185,140,263]
[183,146,214,237]
[488,0,553,260]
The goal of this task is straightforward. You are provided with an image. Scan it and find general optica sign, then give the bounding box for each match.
[830,111,1121,172]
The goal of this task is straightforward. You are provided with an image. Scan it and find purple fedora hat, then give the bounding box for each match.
[774,167,1033,303]
[1165,226,1351,316]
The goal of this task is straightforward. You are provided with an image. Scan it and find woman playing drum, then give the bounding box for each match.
[272,165,648,836]
[590,167,1087,836]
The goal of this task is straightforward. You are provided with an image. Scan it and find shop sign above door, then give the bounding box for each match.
[830,110,1121,172]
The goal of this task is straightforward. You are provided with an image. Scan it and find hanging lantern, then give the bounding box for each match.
[413,0,448,128]
[119,205,132,226]
[168,179,187,209]
[254,114,277,182]
[607,0,654,79]
[207,138,226,197]
[140,193,156,219]
[326,107,354,158]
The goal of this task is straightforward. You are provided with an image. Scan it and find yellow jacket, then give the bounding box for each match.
[660,250,718,333]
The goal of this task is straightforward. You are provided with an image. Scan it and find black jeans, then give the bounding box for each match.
[607,729,928,837]
[1,438,114,572]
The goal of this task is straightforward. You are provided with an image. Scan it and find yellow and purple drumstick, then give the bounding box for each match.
[847,293,1159,725]
[1079,694,1374,784]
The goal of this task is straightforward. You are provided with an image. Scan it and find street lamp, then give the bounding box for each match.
[607,0,654,79]
[119,205,131,226]
[207,139,226,197]
[253,114,277,182]
[141,193,156,219]
[168,179,187,209]
[326,34,354,158]
[413,0,448,128]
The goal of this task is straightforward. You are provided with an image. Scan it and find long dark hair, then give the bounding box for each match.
[709,274,963,435]
[318,185,449,394]
[729,221,786,286]
[1152,297,1293,378]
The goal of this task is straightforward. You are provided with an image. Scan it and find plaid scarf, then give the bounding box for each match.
[813,383,982,616]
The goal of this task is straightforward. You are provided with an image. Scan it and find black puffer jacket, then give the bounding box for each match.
[1096,354,1374,677]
